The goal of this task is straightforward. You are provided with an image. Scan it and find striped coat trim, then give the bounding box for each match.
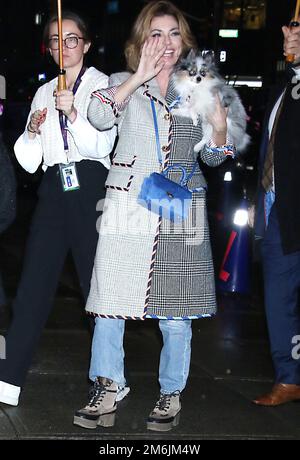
[88,311,213,320]
[141,87,174,318]
[112,156,137,168]
[88,312,142,320]
[92,91,119,118]
[105,175,134,192]
[206,145,236,157]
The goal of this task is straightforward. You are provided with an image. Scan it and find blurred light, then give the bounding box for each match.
[224,172,232,182]
[107,1,119,14]
[35,13,42,25]
[277,60,285,72]
[219,29,239,38]
[220,51,227,62]
[38,73,46,82]
[246,166,254,171]
[0,75,6,99]
[202,49,214,58]
[226,76,263,88]
[233,209,248,226]
[229,80,262,88]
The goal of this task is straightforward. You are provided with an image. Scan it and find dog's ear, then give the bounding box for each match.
[186,48,197,61]
[202,50,215,65]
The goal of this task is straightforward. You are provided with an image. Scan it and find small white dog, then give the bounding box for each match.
[172,50,250,153]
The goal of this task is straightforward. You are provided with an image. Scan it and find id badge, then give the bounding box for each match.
[59,162,80,192]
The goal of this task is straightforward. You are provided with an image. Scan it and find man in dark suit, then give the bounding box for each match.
[253,18,300,406]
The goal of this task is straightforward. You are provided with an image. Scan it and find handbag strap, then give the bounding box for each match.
[185,161,198,185]
[150,98,163,168]
[150,98,198,185]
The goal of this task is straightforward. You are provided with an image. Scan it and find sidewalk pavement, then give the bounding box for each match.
[1,293,300,440]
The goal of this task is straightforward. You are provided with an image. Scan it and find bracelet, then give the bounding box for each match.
[27,124,36,134]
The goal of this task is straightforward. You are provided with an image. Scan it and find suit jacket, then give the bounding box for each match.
[255,68,300,254]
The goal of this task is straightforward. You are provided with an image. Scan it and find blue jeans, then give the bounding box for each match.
[89,317,192,394]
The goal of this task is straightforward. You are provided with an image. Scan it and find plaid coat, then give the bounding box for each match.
[86,72,231,320]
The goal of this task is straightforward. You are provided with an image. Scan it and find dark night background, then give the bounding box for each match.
[0,0,298,196]
[1,3,300,440]
[0,0,297,98]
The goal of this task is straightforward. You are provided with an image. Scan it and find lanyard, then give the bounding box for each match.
[59,66,87,153]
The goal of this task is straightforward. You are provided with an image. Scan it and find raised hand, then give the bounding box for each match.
[135,37,167,84]
[113,37,167,105]
[27,108,47,136]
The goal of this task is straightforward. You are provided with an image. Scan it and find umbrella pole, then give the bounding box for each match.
[57,0,66,90]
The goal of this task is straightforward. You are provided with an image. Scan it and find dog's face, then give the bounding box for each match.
[175,50,217,86]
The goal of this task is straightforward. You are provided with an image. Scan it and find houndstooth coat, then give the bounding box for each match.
[86,72,232,320]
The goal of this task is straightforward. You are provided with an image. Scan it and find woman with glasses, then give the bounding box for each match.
[0,10,118,407]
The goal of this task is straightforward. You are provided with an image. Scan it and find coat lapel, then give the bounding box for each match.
[143,75,179,108]
[166,76,179,106]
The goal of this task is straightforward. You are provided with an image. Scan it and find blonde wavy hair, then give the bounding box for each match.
[125,1,197,72]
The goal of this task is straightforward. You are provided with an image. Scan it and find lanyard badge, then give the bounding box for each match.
[59,162,80,192]
[58,66,86,192]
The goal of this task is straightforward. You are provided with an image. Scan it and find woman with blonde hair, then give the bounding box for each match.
[74,0,237,432]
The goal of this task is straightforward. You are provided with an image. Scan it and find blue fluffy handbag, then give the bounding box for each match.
[137,98,197,223]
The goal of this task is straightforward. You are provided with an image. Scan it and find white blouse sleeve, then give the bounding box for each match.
[66,111,116,160]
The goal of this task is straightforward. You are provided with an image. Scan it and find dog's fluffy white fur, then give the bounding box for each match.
[172,50,250,153]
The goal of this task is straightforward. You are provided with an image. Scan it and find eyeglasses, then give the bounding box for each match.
[48,36,84,50]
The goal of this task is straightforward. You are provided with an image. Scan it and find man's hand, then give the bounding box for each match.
[282,21,300,62]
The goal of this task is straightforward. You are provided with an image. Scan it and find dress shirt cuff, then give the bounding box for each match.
[293,67,300,79]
